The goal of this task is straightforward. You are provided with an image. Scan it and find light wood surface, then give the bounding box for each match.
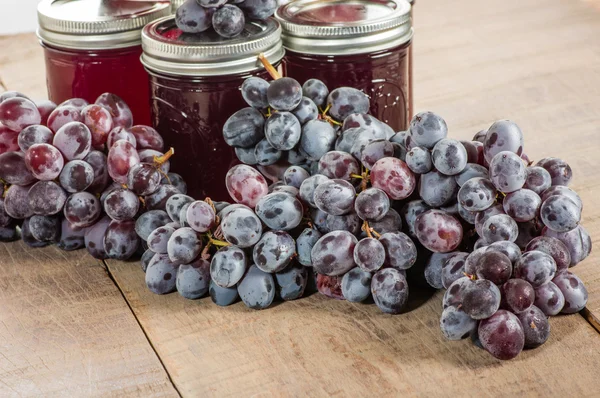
[1,0,600,396]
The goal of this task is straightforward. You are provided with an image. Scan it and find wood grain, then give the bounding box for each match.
[0,242,178,397]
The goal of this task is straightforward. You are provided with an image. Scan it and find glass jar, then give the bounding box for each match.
[276,0,413,132]
[37,0,170,126]
[141,17,284,201]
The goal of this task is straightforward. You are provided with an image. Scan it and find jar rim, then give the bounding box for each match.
[37,0,170,50]
[275,0,413,55]
[141,16,285,77]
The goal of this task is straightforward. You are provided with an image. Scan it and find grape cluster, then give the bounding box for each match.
[175,0,276,39]
[0,91,184,263]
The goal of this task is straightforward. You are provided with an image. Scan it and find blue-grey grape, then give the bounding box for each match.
[265,111,301,150]
[209,280,239,306]
[341,267,372,302]
[441,252,468,289]
[482,214,518,243]
[503,189,541,222]
[327,87,369,121]
[222,107,264,148]
[147,226,176,254]
[166,194,194,222]
[514,250,557,287]
[146,253,179,294]
[326,212,361,235]
[239,0,277,19]
[406,146,432,174]
[432,138,467,175]
[221,207,262,248]
[254,138,281,166]
[167,227,202,264]
[409,111,448,149]
[292,97,319,125]
[525,236,570,272]
[354,187,390,222]
[175,0,213,33]
[379,231,417,270]
[311,230,358,276]
[241,77,269,109]
[299,174,329,208]
[540,195,580,232]
[552,271,588,314]
[253,230,296,273]
[27,180,67,216]
[489,151,527,193]
[135,210,171,241]
[313,179,356,216]
[457,177,496,211]
[371,268,409,314]
[302,79,329,108]
[400,199,430,238]
[276,264,308,301]
[534,281,565,316]
[517,305,550,348]
[283,166,310,188]
[296,228,322,266]
[104,219,139,260]
[237,265,276,310]
[299,119,336,161]
[176,259,210,299]
[455,163,489,187]
[212,4,244,38]
[353,237,385,272]
[267,77,302,111]
[28,214,60,242]
[318,150,359,181]
[483,120,524,163]
[104,188,139,221]
[440,305,478,341]
[462,279,501,320]
[210,245,247,288]
[419,170,458,207]
[255,192,303,231]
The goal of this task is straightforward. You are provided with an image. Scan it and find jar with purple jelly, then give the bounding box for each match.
[141,17,284,200]
[276,0,413,131]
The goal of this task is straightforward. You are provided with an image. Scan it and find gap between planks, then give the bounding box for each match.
[100,259,183,398]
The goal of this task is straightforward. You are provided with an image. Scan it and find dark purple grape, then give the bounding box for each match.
[104,220,139,260]
[316,274,344,299]
[127,163,161,196]
[482,214,518,243]
[210,280,239,306]
[326,212,361,235]
[475,203,504,237]
[441,252,468,289]
[353,237,385,272]
[299,119,336,161]
[221,207,262,248]
[167,227,201,264]
[517,305,550,349]
[176,259,210,299]
[27,180,67,216]
[318,151,359,181]
[63,192,101,228]
[311,230,358,276]
[18,125,53,151]
[534,281,565,316]
[487,241,522,264]
[400,199,430,238]
[537,157,572,186]
[128,126,163,151]
[276,264,308,301]
[56,218,85,251]
[478,310,524,360]
[267,77,302,112]
[379,232,417,270]
[145,184,180,212]
[85,216,111,259]
[524,166,552,195]
[21,218,51,248]
[253,230,296,273]
[84,150,110,194]
[299,174,329,208]
[354,188,390,222]
[241,77,269,109]
[222,107,265,148]
[302,79,329,108]
[440,305,478,340]
[161,172,187,195]
[146,253,179,294]
[237,265,276,310]
[489,151,527,193]
[553,271,588,314]
[104,188,139,221]
[59,160,94,193]
[457,177,496,212]
[514,250,557,287]
[461,140,484,164]
[419,170,458,207]
[29,215,60,242]
[432,138,467,175]
[475,251,512,285]
[341,267,372,302]
[540,195,580,232]
[210,245,247,288]
[238,0,277,20]
[369,208,402,234]
[409,111,447,149]
[483,120,524,163]
[314,179,356,216]
[501,278,535,314]
[4,184,33,219]
[515,219,543,250]
[371,268,409,314]
[415,210,463,253]
[327,87,369,121]
[135,210,171,241]
[462,279,501,319]
[543,225,591,266]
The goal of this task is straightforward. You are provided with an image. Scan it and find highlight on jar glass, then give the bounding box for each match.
[37,0,171,126]
[275,0,413,132]
[140,16,284,200]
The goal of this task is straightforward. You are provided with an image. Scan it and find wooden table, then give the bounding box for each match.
[2,0,600,396]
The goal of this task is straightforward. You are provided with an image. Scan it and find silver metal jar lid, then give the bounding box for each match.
[37,0,171,50]
[275,0,413,56]
[141,16,285,77]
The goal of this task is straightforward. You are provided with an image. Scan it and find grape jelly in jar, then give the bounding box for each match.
[276,0,413,131]
[141,17,284,200]
[37,0,169,126]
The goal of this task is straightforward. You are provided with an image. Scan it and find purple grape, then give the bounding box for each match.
[146,253,179,294]
[525,236,571,273]
[326,212,361,235]
[409,111,447,149]
[212,4,245,38]
[379,232,417,270]
[314,179,356,216]
[534,281,565,316]
[176,0,214,33]
[135,210,171,241]
[186,200,215,233]
[443,276,471,309]
[299,174,329,208]
[415,210,463,253]
[302,79,329,108]
[209,280,239,306]
[489,151,527,193]
[514,251,557,287]
[483,120,524,163]
[104,219,139,260]
[369,208,402,234]
[283,166,310,188]
[537,157,572,186]
[405,146,432,174]
[57,218,85,251]
[432,138,468,175]
[540,185,582,211]
[457,177,496,212]
[441,252,468,289]
[354,188,390,222]
[543,225,591,266]
[371,268,409,314]
[267,77,302,112]
[540,195,580,232]
[486,241,522,264]
[475,251,512,285]
[361,140,395,170]
[502,189,541,222]
[84,151,110,194]
[27,180,67,216]
[253,230,296,273]
[21,218,51,248]
[145,184,180,212]
[455,163,489,187]
[18,125,53,151]
[500,278,535,314]
[353,237,385,272]
[482,214,518,243]
[147,226,176,254]
[239,0,277,20]
[478,310,524,360]
[85,216,111,259]
[553,271,588,314]
[524,166,552,195]
[28,215,60,242]
[318,151,359,181]
[104,188,139,221]
[517,306,550,349]
[462,279,501,319]
[311,230,358,276]
[327,87,369,121]
[400,200,430,238]
[255,192,303,231]
[425,252,456,289]
[440,305,478,341]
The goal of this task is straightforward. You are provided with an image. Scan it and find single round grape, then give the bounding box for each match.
[104,188,139,221]
[475,251,512,285]
[361,139,395,170]
[264,111,301,151]
[537,157,572,186]
[455,163,489,187]
[299,119,336,161]
[526,236,570,273]
[415,210,463,253]
[543,225,591,266]
[292,96,319,125]
[210,245,247,288]
[318,151,359,181]
[17,125,53,151]
[254,138,282,166]
[146,253,179,294]
[462,279,501,319]
[540,195,580,232]
[302,79,329,107]
[443,276,471,309]
[241,77,269,109]
[486,241,522,264]
[540,185,582,211]
[379,231,417,270]
[267,77,302,111]
[107,139,139,184]
[354,188,390,222]
[371,268,409,314]
[28,215,60,242]
[209,280,239,306]
[313,179,355,216]
[64,192,101,228]
[524,166,552,195]
[514,250,557,287]
[167,227,202,264]
[84,216,111,259]
[299,174,329,208]
[127,163,161,196]
[238,264,276,310]
[353,237,385,272]
[311,230,358,276]
[59,160,94,193]
[0,97,41,132]
[276,264,308,301]
[255,192,303,231]
[175,0,213,33]
[84,150,110,194]
[239,0,277,19]
[405,146,432,174]
[553,271,588,314]
[440,306,478,341]
[161,172,187,195]
[327,87,369,121]
[401,200,430,238]
[212,4,245,38]
[409,111,448,149]
[225,164,269,208]
[432,138,467,175]
[335,126,366,153]
[326,212,361,234]
[489,151,527,193]
[534,281,565,316]
[53,121,92,161]
[441,252,468,289]
[316,274,345,300]
[517,305,550,349]
[221,207,263,248]
[253,230,296,273]
[369,208,402,234]
[135,210,171,241]
[27,180,67,216]
[340,267,372,303]
[283,166,310,188]
[503,189,541,222]
[107,126,136,149]
[478,310,524,360]
[81,104,112,149]
[482,214,519,243]
[475,203,505,237]
[349,128,387,160]
[59,98,88,111]
[419,170,458,207]
[24,143,64,180]
[21,217,51,248]
[296,228,321,267]
[57,218,85,251]
[176,258,210,300]
[185,200,215,233]
[457,177,496,212]
[483,120,524,163]
[370,157,416,200]
[145,184,180,211]
[47,106,82,133]
[222,107,264,148]
[147,226,176,254]
[104,220,139,260]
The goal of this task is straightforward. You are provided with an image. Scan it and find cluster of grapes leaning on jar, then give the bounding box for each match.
[175,0,277,39]
[0,70,591,361]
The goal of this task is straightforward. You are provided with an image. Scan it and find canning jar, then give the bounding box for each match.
[37,0,170,125]
[276,0,413,132]
[141,17,284,200]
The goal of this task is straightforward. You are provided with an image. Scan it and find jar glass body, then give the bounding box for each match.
[42,43,151,125]
[148,69,272,201]
[282,41,412,132]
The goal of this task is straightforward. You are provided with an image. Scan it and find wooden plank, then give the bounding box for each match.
[0,33,47,100]
[0,242,178,397]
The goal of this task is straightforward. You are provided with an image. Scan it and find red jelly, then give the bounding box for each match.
[276,0,413,132]
[37,0,170,126]
[141,18,284,200]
